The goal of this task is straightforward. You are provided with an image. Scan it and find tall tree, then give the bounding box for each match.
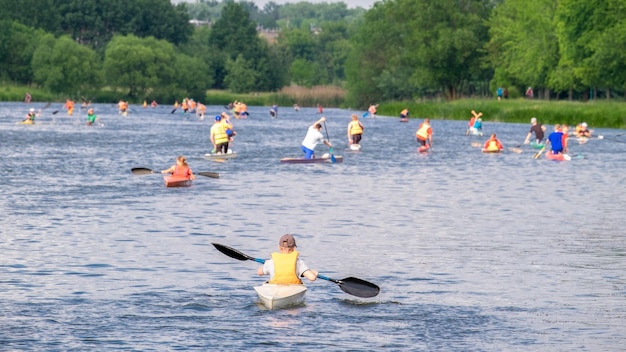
[31,35,102,95]
[487,0,558,98]
[0,21,45,84]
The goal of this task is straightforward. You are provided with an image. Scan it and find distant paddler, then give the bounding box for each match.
[65,99,74,116]
[196,102,206,119]
[367,103,378,118]
[415,118,433,151]
[86,108,99,126]
[118,100,129,116]
[482,133,503,152]
[347,114,364,148]
[523,117,546,147]
[575,122,592,138]
[22,107,40,124]
[400,108,409,121]
[270,104,278,118]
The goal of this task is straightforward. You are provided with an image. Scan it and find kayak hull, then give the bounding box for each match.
[254,284,307,310]
[280,156,343,164]
[482,148,501,153]
[163,175,192,187]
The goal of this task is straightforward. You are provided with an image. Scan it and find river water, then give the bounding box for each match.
[1,101,625,351]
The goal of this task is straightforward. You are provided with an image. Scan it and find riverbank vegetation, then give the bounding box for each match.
[1,0,626,129]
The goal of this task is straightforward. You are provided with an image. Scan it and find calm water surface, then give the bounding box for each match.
[1,102,625,351]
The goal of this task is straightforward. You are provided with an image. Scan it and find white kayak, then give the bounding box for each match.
[253,284,307,310]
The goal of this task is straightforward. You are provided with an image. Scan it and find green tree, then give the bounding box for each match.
[103,35,176,98]
[0,21,45,83]
[31,35,102,95]
[224,54,258,93]
[487,0,558,98]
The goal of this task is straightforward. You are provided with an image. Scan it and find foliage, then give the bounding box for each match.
[224,54,259,93]
[31,35,103,96]
[0,21,45,84]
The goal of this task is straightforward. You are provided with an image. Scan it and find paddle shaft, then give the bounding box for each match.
[322,121,336,162]
[131,168,219,178]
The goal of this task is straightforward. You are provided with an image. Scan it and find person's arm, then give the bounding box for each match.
[188,168,195,180]
[311,117,326,128]
[257,266,265,276]
[524,132,532,144]
[301,269,318,281]
[161,165,175,174]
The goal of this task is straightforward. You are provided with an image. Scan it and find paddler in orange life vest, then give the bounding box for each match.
[483,133,504,152]
[257,234,318,284]
[415,118,433,148]
[161,155,195,180]
[400,108,409,120]
[347,114,364,146]
[368,104,378,118]
[65,99,74,116]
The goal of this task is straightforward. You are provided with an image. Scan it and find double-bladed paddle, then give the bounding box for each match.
[131,167,219,178]
[211,243,380,298]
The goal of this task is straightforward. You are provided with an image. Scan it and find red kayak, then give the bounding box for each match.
[163,175,192,187]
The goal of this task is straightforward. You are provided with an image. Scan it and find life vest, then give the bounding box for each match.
[172,165,191,178]
[212,123,229,144]
[484,140,500,151]
[349,121,363,135]
[468,117,475,127]
[401,109,409,116]
[416,123,430,140]
[268,250,303,285]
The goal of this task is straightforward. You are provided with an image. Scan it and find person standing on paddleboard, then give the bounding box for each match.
[301,117,332,159]
[545,124,565,156]
[257,234,318,284]
[347,114,364,147]
[524,117,546,145]
[416,118,433,150]
[210,115,230,154]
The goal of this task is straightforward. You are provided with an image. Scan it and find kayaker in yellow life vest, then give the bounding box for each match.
[257,234,318,284]
[347,114,364,146]
[210,115,230,154]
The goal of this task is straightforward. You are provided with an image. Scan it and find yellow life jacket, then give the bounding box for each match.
[211,123,229,144]
[349,121,363,135]
[269,250,302,285]
[416,123,430,139]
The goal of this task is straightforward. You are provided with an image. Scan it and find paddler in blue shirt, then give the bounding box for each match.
[257,234,318,284]
[545,124,565,155]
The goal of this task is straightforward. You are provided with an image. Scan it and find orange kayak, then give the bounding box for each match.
[163,175,192,187]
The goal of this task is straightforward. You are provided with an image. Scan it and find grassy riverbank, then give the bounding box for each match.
[2,83,624,129]
[380,99,626,129]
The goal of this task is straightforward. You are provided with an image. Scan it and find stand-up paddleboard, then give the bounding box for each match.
[400,118,409,123]
[418,145,430,153]
[530,141,545,149]
[280,155,343,164]
[349,144,362,151]
[204,151,237,159]
[545,151,571,161]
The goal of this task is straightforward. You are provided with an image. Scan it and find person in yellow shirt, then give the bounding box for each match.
[347,114,364,147]
[210,115,230,154]
[257,234,318,284]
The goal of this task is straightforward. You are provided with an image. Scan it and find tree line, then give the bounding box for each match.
[1,0,625,107]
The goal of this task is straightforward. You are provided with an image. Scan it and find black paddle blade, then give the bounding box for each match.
[131,168,155,175]
[212,243,254,261]
[337,277,380,298]
[198,171,220,178]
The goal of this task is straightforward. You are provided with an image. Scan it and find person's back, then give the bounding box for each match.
[547,127,564,153]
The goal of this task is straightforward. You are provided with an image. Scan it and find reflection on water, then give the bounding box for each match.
[1,101,625,350]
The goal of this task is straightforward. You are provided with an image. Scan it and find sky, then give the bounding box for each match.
[172,0,378,10]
